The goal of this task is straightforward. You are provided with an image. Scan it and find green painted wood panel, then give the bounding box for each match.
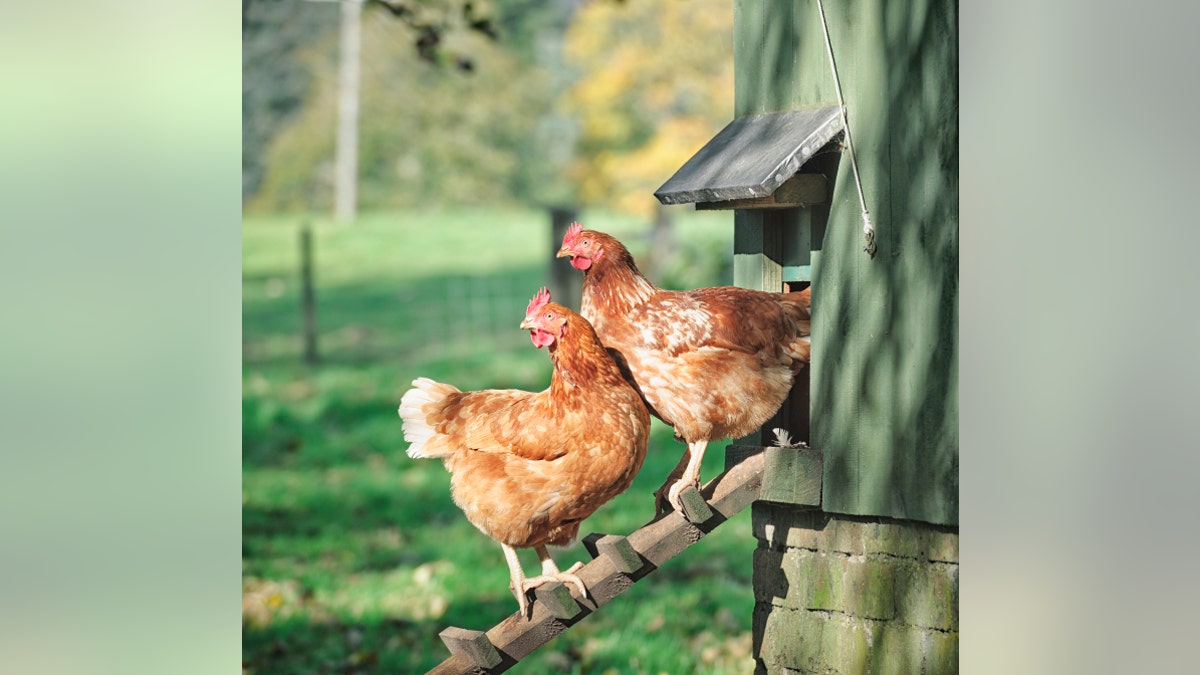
[733,0,958,526]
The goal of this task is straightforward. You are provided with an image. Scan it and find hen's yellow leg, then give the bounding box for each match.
[653,447,692,516]
[665,440,708,514]
[500,543,530,618]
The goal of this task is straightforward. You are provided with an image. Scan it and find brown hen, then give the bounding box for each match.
[398,287,650,617]
[557,224,811,517]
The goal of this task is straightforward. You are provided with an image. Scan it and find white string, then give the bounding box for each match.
[816,0,876,257]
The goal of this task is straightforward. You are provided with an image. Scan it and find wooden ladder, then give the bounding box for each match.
[426,446,786,674]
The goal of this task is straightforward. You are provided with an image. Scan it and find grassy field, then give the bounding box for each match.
[242,207,755,674]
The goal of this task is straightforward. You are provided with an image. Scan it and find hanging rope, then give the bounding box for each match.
[816,0,876,258]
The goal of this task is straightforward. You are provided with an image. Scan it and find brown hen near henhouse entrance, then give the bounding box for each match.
[558,224,811,517]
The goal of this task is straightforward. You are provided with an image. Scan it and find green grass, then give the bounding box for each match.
[242,206,753,674]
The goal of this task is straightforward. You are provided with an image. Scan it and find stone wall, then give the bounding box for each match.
[752,503,958,674]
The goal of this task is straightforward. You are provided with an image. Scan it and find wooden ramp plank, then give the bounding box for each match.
[424,450,774,674]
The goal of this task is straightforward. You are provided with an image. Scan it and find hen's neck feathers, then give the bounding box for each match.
[546,314,625,393]
[581,238,657,318]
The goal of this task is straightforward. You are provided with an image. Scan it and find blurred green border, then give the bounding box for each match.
[4,1,1200,673]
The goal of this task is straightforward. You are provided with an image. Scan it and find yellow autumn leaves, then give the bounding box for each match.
[564,0,735,217]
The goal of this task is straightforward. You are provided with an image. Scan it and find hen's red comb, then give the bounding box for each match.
[562,221,583,247]
[526,286,552,316]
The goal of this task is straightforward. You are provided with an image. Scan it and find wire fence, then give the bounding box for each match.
[403,273,535,360]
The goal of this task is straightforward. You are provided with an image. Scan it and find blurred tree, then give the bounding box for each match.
[242,0,334,199]
[562,0,734,217]
[244,0,576,210]
[249,2,572,212]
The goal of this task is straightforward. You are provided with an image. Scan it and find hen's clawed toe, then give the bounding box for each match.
[516,589,531,619]
[653,467,687,516]
[666,477,701,514]
[653,484,671,516]
[520,564,590,606]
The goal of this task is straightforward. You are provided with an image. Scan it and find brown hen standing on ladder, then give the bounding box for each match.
[399,288,650,618]
[557,224,811,518]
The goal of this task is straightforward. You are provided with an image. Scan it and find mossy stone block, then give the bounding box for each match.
[820,617,870,674]
[925,629,960,675]
[827,516,866,555]
[752,502,826,550]
[920,528,959,563]
[895,562,958,631]
[863,520,922,559]
[843,556,895,620]
[871,622,925,675]
[805,552,843,612]
[755,605,825,672]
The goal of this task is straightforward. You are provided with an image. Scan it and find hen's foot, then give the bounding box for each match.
[666,476,702,515]
[512,585,530,619]
[652,484,671,516]
[520,562,588,605]
[653,470,686,516]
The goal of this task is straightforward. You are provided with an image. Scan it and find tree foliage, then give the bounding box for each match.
[248,2,571,212]
[243,0,736,215]
[562,0,734,216]
[242,0,337,198]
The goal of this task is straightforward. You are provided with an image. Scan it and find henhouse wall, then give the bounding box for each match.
[751,503,958,674]
[735,0,959,526]
[733,0,959,671]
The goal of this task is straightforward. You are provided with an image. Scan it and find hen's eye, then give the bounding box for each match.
[545,312,553,320]
[582,239,590,246]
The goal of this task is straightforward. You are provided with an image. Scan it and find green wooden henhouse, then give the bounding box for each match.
[656,0,959,672]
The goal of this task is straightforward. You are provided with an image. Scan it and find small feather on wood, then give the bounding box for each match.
[772,428,808,449]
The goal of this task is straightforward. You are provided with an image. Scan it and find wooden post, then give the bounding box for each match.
[300,222,319,365]
[733,210,784,294]
[548,207,582,311]
[733,211,783,447]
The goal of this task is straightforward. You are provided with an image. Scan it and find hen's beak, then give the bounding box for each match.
[519,318,535,330]
[555,247,572,259]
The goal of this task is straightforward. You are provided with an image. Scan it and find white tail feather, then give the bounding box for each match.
[398,377,459,458]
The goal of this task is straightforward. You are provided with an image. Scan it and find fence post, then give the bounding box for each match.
[300,221,319,365]
[548,207,582,311]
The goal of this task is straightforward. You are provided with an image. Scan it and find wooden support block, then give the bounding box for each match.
[439,626,501,669]
[678,485,715,523]
[760,445,823,506]
[593,534,642,574]
[533,581,582,620]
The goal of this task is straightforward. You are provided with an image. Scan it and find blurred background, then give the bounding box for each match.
[241,1,755,672]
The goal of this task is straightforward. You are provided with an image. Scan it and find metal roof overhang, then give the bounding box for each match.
[654,105,844,206]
